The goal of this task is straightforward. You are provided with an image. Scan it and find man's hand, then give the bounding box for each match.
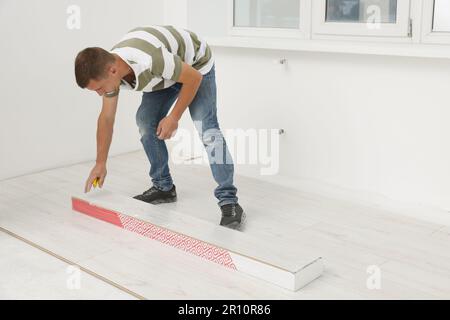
[84,162,107,193]
[156,114,179,140]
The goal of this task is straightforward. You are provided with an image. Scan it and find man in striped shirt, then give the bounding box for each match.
[74,25,245,230]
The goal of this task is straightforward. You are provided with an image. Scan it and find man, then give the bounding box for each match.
[74,25,245,230]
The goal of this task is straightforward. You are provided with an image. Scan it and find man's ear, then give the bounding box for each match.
[108,65,117,76]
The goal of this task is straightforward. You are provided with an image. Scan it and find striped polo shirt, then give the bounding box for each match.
[109,25,214,93]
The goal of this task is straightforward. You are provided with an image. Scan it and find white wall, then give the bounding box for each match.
[185,0,450,221]
[0,0,164,180]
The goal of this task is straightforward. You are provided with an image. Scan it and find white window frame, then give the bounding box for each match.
[312,0,412,39]
[210,0,450,59]
[227,0,311,39]
[421,0,450,44]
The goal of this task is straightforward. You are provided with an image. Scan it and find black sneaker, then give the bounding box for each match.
[133,185,177,204]
[220,203,246,231]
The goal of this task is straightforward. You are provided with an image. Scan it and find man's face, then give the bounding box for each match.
[86,66,120,96]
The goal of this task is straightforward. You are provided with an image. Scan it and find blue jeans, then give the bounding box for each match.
[135,65,238,207]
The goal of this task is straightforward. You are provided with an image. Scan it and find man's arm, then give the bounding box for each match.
[96,94,119,164]
[84,94,118,192]
[169,62,203,121]
[156,62,203,139]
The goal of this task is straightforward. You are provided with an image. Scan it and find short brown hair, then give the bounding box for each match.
[74,47,115,88]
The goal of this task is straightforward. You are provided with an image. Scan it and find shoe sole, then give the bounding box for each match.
[134,196,177,205]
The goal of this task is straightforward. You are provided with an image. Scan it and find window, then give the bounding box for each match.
[432,0,450,32]
[228,0,311,39]
[325,0,397,23]
[233,0,300,29]
[422,0,450,44]
[312,0,411,38]
[222,0,450,56]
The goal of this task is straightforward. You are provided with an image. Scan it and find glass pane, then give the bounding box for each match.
[233,0,300,29]
[326,0,397,23]
[433,0,450,32]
